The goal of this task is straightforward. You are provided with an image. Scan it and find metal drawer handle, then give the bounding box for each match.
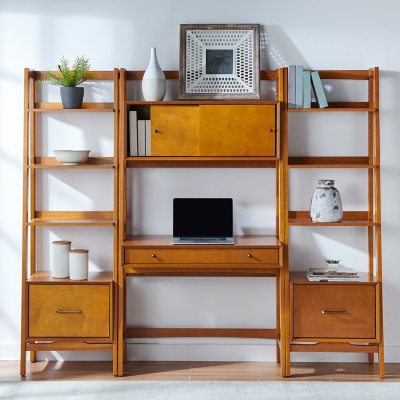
[56,310,82,314]
[322,310,348,315]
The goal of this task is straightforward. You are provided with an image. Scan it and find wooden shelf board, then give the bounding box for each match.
[125,100,279,106]
[126,327,276,339]
[27,271,113,283]
[31,157,114,169]
[126,157,278,168]
[289,211,379,226]
[290,271,378,284]
[28,102,114,112]
[288,157,377,169]
[122,235,281,248]
[28,218,114,226]
[288,102,376,112]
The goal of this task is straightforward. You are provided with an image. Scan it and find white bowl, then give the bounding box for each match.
[54,150,90,165]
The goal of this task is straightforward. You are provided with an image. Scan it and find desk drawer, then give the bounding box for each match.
[28,285,110,338]
[292,284,376,339]
[125,248,279,264]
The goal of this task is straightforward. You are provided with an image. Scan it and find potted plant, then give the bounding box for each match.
[37,55,97,109]
[325,259,340,272]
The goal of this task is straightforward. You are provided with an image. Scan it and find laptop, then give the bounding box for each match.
[172,198,234,244]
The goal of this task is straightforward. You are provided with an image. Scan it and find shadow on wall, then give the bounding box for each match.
[260,26,310,70]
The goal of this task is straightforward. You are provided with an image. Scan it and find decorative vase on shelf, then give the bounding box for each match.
[142,47,167,101]
[310,179,343,222]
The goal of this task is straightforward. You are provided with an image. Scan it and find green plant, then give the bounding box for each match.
[325,259,340,264]
[37,55,97,87]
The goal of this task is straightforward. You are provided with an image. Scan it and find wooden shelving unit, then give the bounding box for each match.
[117,68,286,377]
[21,69,119,376]
[281,67,384,378]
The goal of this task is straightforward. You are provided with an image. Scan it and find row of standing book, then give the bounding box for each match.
[288,65,328,109]
[129,111,151,156]
[306,267,359,281]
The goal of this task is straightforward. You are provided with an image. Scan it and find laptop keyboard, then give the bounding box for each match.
[179,237,227,243]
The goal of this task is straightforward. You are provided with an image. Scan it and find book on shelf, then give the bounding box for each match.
[302,71,311,108]
[288,65,296,108]
[306,267,359,281]
[137,120,146,157]
[310,71,328,108]
[128,111,138,156]
[295,65,303,108]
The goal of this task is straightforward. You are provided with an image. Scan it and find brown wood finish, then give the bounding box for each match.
[126,328,276,339]
[199,105,275,156]
[151,106,199,156]
[21,69,119,376]
[28,285,110,338]
[285,68,383,378]
[291,284,376,339]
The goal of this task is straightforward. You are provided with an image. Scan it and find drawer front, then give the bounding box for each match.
[199,105,276,156]
[292,284,376,339]
[125,248,279,264]
[28,285,110,338]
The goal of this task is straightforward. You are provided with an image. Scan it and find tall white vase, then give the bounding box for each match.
[142,47,167,101]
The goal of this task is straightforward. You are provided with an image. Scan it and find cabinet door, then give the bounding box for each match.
[150,106,199,156]
[199,105,275,156]
[28,284,110,338]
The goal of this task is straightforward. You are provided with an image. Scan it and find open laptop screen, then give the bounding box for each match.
[173,198,233,238]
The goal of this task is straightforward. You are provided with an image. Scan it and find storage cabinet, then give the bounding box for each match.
[21,69,119,376]
[144,104,276,157]
[28,283,111,338]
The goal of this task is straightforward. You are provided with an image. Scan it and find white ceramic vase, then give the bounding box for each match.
[310,179,343,222]
[142,47,167,101]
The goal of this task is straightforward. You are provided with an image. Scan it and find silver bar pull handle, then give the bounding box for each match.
[56,310,82,314]
[322,310,347,315]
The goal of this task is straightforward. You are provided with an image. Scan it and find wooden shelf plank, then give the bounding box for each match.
[289,211,379,226]
[29,102,114,112]
[288,156,377,168]
[125,100,279,106]
[126,157,278,168]
[288,102,375,112]
[28,211,114,226]
[27,271,113,283]
[122,235,281,248]
[31,157,114,169]
[126,327,276,339]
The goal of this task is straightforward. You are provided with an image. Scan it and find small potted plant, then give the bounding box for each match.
[37,55,97,109]
[325,259,340,272]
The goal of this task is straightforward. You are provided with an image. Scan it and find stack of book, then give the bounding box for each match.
[288,65,328,109]
[129,111,151,156]
[306,267,359,281]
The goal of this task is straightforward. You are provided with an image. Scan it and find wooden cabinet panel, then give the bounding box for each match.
[125,248,279,264]
[28,285,110,338]
[292,284,376,339]
[150,106,199,156]
[199,105,275,156]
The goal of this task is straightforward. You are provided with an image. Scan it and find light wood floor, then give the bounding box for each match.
[2,361,400,382]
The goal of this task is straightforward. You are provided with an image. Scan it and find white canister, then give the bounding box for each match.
[69,249,89,280]
[51,240,71,278]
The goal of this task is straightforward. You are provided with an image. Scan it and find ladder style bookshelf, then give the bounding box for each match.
[21,69,119,376]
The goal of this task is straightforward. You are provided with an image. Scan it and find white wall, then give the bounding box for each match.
[1,0,400,364]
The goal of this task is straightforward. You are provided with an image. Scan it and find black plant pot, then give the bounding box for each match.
[60,87,84,109]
